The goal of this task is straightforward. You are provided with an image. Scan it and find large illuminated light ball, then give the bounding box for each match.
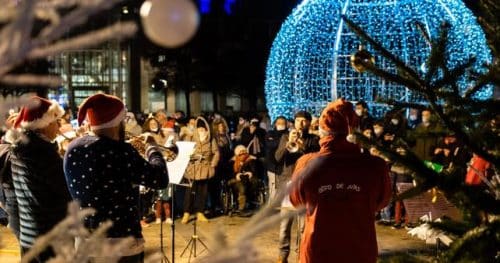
[264,0,491,121]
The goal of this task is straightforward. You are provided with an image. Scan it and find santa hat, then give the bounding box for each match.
[319,98,357,136]
[14,96,64,130]
[77,93,126,130]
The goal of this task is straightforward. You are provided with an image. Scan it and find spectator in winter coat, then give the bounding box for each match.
[64,94,169,263]
[275,111,319,263]
[9,96,72,262]
[432,132,469,169]
[181,117,220,224]
[355,100,374,131]
[142,116,166,145]
[179,117,196,141]
[209,119,232,214]
[408,109,445,161]
[408,108,421,129]
[240,118,267,158]
[265,116,288,200]
[290,98,391,263]
[124,112,142,137]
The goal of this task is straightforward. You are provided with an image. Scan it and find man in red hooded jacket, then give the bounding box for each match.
[290,99,391,263]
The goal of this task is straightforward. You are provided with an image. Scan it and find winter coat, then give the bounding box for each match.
[240,126,267,158]
[290,136,391,263]
[265,129,287,174]
[184,117,220,181]
[274,131,319,187]
[64,135,168,240]
[408,122,445,161]
[10,131,72,248]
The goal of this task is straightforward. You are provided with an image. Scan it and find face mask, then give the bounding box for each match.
[318,127,330,137]
[374,128,383,136]
[150,127,159,133]
[409,115,417,121]
[391,119,399,125]
[198,131,207,139]
[276,125,286,131]
[422,116,430,124]
[355,109,363,117]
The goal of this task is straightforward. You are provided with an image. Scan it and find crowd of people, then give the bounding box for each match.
[0,93,489,263]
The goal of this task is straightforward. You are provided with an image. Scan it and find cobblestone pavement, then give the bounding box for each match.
[0,215,432,263]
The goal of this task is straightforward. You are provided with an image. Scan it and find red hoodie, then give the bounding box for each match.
[290,136,391,263]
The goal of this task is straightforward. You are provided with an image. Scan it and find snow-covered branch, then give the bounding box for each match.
[28,21,138,59]
[0,0,135,87]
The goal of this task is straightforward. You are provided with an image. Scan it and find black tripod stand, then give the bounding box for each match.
[180,179,210,262]
[179,214,210,262]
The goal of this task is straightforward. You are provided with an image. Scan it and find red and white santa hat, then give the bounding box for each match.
[77,93,126,130]
[319,98,357,136]
[14,96,64,130]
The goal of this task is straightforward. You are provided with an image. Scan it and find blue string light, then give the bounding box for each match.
[265,0,492,121]
[224,0,237,15]
[198,0,211,14]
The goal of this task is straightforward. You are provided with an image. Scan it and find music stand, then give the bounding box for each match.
[164,141,197,263]
[179,190,210,262]
[179,156,210,262]
[159,200,170,263]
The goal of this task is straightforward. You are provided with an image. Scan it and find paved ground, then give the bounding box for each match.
[0,214,432,263]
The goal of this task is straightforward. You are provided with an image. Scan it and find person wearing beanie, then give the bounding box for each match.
[63,93,169,262]
[7,96,71,262]
[227,145,260,216]
[275,110,319,263]
[181,116,220,224]
[289,98,391,263]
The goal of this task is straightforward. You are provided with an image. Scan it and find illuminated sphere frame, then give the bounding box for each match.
[264,0,491,121]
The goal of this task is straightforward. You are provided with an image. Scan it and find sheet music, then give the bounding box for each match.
[166,141,196,185]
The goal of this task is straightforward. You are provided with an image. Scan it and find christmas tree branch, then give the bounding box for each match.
[445,220,500,262]
[342,16,426,89]
[431,57,476,92]
[379,99,428,110]
[346,16,499,166]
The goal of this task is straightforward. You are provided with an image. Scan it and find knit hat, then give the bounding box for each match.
[77,93,126,130]
[14,96,64,130]
[319,98,356,135]
[234,144,248,155]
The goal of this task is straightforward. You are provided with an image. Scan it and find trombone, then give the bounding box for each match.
[127,134,179,162]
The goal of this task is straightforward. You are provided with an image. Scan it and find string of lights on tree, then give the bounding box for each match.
[265,0,492,121]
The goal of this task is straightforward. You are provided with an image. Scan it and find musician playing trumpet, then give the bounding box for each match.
[274,111,320,263]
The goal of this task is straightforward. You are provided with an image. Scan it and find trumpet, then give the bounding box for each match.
[286,129,303,153]
[127,134,179,162]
